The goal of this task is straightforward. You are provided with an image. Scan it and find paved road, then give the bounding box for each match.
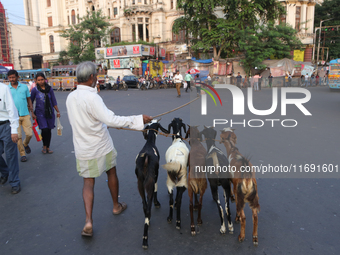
[1,86,339,255]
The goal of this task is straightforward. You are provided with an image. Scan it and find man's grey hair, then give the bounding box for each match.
[76,61,97,83]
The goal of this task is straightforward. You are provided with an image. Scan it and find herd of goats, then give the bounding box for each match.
[135,118,260,249]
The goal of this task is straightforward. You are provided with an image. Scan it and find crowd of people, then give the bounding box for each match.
[0,70,60,194]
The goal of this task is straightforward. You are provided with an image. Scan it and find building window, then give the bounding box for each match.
[114,7,118,17]
[279,15,286,25]
[138,17,143,23]
[296,6,301,31]
[108,8,110,18]
[138,0,142,3]
[146,24,149,42]
[71,10,76,24]
[92,6,95,11]
[47,0,51,7]
[132,24,136,42]
[138,24,143,41]
[172,29,186,42]
[132,0,135,5]
[144,0,147,4]
[48,16,53,27]
[145,18,149,23]
[49,35,54,53]
[110,27,121,44]
[171,0,174,9]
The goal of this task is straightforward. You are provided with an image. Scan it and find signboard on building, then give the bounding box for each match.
[293,50,305,62]
[150,47,155,56]
[106,45,142,58]
[159,48,166,58]
[109,58,141,69]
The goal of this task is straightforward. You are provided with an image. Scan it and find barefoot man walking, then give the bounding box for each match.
[66,62,152,237]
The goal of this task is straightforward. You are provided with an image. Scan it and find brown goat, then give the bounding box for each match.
[185,125,207,236]
[220,128,260,246]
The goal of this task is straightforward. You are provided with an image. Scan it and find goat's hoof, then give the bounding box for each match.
[220,226,227,234]
[238,235,245,243]
[142,237,148,249]
[167,217,172,223]
[228,223,234,234]
[176,222,181,230]
[235,217,240,224]
[193,205,199,211]
[231,195,235,203]
[191,231,196,236]
[253,236,258,246]
[197,219,203,225]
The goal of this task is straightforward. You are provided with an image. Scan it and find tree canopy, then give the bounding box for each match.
[314,0,340,61]
[173,0,302,73]
[59,10,110,64]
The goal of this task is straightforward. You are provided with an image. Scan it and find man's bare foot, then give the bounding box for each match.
[112,202,127,215]
[81,221,93,237]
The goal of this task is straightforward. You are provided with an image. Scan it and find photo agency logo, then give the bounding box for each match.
[200,84,312,128]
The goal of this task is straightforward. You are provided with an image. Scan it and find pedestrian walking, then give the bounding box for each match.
[0,82,20,194]
[288,73,292,87]
[243,75,248,88]
[66,61,153,237]
[268,73,273,88]
[8,70,35,162]
[316,74,319,87]
[236,72,242,88]
[195,74,201,97]
[253,74,260,91]
[207,74,212,86]
[305,73,310,87]
[184,71,193,92]
[31,73,60,154]
[311,73,315,86]
[174,70,183,98]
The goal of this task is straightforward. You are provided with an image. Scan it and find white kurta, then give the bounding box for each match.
[66,85,144,161]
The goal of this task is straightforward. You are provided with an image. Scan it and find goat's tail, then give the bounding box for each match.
[235,154,253,179]
[162,162,182,172]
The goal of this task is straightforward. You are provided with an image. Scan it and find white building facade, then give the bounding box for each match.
[24,0,320,66]
[24,0,184,67]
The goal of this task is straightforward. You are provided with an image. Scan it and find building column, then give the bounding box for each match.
[143,20,146,41]
[301,3,307,32]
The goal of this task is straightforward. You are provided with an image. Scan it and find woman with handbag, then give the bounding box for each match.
[31,73,60,154]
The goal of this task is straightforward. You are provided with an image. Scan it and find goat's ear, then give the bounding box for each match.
[168,123,172,134]
[159,124,169,134]
[182,123,187,135]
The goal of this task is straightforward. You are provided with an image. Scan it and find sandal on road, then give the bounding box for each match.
[20,156,27,162]
[24,145,31,154]
[81,225,93,237]
[113,202,127,215]
[46,149,53,154]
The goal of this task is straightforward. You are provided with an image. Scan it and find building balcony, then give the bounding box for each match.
[124,5,153,16]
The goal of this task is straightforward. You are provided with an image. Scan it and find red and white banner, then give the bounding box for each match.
[113,59,120,68]
[150,47,155,56]
[107,48,113,56]
[133,46,140,54]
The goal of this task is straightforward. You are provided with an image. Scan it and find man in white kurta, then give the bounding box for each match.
[66,61,152,237]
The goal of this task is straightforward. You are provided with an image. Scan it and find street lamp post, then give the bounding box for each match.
[316,18,333,65]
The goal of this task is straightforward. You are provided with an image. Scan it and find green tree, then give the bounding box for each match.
[239,22,302,75]
[59,10,110,64]
[314,0,340,61]
[173,0,286,60]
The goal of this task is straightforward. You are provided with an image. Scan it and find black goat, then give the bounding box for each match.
[168,117,186,140]
[201,126,234,235]
[135,119,168,249]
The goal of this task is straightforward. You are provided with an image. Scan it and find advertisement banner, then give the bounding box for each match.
[150,47,155,56]
[213,61,219,74]
[293,50,305,62]
[159,48,166,58]
[113,59,120,68]
[109,58,141,69]
[106,45,142,58]
[270,67,286,77]
[141,45,150,56]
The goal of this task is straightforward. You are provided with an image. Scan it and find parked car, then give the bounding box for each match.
[122,75,139,88]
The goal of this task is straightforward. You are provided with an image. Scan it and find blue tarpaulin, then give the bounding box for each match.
[191,58,213,64]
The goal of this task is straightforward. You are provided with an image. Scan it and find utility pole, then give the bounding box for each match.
[317,18,333,65]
